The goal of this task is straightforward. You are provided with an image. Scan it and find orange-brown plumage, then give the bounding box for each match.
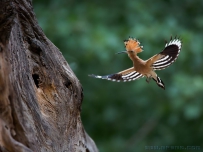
[89,37,182,90]
[124,38,143,53]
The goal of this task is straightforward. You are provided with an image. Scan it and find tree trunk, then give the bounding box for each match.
[0,0,98,152]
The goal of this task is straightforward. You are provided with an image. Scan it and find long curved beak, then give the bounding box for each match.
[115,51,127,55]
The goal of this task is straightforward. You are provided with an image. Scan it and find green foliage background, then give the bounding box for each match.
[33,0,203,151]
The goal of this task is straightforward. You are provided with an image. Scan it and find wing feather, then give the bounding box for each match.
[89,67,144,82]
[148,38,182,70]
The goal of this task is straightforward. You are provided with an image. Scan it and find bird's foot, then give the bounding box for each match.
[146,77,151,83]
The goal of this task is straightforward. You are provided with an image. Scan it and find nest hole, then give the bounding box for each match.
[32,74,39,88]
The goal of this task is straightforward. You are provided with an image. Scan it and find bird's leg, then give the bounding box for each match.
[146,77,151,83]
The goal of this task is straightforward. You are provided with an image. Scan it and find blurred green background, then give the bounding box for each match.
[33,0,203,152]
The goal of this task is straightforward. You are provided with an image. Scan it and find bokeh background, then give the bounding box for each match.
[33,0,203,152]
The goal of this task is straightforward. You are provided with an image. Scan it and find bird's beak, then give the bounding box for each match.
[115,51,127,55]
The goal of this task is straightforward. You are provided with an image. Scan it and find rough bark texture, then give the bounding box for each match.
[0,0,98,152]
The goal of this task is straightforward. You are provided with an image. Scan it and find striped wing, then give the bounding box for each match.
[89,67,144,82]
[152,38,181,70]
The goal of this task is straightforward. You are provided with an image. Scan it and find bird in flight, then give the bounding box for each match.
[89,37,182,90]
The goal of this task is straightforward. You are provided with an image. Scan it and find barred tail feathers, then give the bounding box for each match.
[153,76,165,90]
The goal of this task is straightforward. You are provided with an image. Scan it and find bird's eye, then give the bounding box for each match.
[130,51,133,53]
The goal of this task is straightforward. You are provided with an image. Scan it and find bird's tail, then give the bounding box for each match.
[153,76,165,90]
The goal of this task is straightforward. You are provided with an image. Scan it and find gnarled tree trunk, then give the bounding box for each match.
[0,0,98,152]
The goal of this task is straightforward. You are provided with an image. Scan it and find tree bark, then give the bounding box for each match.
[0,0,98,152]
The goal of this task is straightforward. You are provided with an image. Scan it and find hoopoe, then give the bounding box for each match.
[89,37,182,90]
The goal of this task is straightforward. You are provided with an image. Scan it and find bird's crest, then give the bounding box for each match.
[124,37,143,53]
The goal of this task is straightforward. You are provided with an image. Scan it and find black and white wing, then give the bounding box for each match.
[89,67,144,82]
[152,38,182,70]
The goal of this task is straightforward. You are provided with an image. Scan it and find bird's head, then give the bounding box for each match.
[116,37,143,55]
[124,37,143,54]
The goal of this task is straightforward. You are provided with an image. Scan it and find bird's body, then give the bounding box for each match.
[89,37,182,89]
